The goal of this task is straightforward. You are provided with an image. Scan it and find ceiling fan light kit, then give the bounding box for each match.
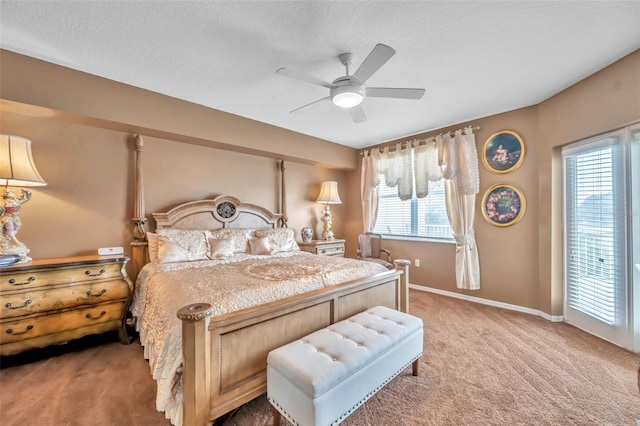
[331,83,365,108]
[277,43,425,122]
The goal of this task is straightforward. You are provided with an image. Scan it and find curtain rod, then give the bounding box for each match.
[362,125,480,155]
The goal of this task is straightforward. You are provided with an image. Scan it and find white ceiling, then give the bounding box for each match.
[1,1,639,149]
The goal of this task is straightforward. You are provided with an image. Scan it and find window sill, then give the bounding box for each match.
[379,235,456,245]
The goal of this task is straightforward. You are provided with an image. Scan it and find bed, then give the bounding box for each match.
[128,136,409,426]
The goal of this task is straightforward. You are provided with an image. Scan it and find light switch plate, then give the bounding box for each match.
[98,247,124,255]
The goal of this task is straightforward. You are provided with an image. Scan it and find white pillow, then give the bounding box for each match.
[248,236,272,255]
[207,238,234,259]
[254,228,300,253]
[208,229,254,253]
[147,232,159,262]
[155,229,209,261]
[157,236,194,263]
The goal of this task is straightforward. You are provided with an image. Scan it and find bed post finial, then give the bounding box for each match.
[131,135,148,280]
[132,135,147,240]
[279,160,288,228]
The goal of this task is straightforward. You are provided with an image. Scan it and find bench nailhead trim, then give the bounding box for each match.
[327,352,423,425]
[269,353,423,426]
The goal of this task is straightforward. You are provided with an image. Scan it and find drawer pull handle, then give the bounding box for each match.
[86,289,107,297]
[6,325,34,335]
[86,311,107,320]
[5,299,32,309]
[8,276,36,286]
[85,269,106,277]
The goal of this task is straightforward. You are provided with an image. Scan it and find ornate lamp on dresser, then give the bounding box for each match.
[0,254,134,356]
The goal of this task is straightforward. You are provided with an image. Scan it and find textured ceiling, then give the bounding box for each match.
[1,1,639,149]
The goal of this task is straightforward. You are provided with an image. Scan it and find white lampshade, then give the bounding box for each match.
[0,135,47,187]
[316,181,342,204]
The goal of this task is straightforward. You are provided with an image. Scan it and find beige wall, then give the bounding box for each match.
[537,49,640,315]
[347,106,541,310]
[2,48,638,316]
[0,51,352,272]
[347,49,639,316]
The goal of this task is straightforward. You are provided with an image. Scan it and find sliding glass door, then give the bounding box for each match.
[562,124,639,351]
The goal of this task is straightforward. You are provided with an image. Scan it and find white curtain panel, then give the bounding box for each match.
[379,143,414,201]
[441,128,481,289]
[360,126,481,289]
[360,150,380,232]
[413,139,442,198]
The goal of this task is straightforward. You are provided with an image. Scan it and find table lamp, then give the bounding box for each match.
[316,181,341,240]
[0,135,47,263]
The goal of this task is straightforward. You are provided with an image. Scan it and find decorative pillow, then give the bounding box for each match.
[155,229,209,261]
[207,238,234,259]
[254,228,300,253]
[147,232,159,262]
[248,236,272,255]
[157,236,195,263]
[208,228,254,253]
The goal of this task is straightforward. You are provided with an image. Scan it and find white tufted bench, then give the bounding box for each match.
[266,306,423,425]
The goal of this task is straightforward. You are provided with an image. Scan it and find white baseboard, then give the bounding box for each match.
[409,284,564,322]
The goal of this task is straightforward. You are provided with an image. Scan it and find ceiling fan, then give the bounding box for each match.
[276,43,425,123]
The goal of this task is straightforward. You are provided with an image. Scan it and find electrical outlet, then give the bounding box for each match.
[415,259,420,267]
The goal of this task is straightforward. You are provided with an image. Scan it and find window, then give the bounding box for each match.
[562,124,639,351]
[373,173,454,241]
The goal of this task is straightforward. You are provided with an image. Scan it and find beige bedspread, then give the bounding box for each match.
[130,251,387,425]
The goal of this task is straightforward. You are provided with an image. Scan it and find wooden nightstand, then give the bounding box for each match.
[0,254,134,356]
[298,239,345,257]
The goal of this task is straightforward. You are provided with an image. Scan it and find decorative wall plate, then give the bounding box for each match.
[482,130,526,174]
[481,184,526,227]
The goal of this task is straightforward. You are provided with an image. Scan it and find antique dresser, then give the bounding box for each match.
[0,255,134,356]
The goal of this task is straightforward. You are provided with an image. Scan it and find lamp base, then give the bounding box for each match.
[0,243,31,263]
[321,229,335,241]
[320,204,336,241]
[1,188,34,264]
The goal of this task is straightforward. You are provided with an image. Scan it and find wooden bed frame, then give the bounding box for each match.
[129,135,410,426]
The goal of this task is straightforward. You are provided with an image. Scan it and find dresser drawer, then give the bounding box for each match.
[315,244,344,256]
[0,262,124,292]
[0,301,126,344]
[299,240,346,257]
[0,280,130,319]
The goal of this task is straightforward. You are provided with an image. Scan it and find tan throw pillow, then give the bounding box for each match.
[207,238,234,259]
[248,237,272,255]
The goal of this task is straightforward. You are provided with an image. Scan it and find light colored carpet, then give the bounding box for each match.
[1,290,639,425]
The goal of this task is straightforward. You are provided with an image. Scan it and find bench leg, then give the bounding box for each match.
[272,406,282,426]
[412,359,419,376]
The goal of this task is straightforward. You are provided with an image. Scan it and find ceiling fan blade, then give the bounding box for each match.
[353,44,396,83]
[276,67,333,89]
[366,87,425,100]
[349,105,367,123]
[290,96,330,114]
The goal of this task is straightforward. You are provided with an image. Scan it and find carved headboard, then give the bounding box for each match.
[129,135,288,280]
[153,195,281,231]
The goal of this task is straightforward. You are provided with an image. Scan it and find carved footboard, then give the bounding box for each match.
[178,260,410,426]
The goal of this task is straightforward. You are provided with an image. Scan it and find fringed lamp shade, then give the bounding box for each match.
[0,134,47,263]
[0,135,47,187]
